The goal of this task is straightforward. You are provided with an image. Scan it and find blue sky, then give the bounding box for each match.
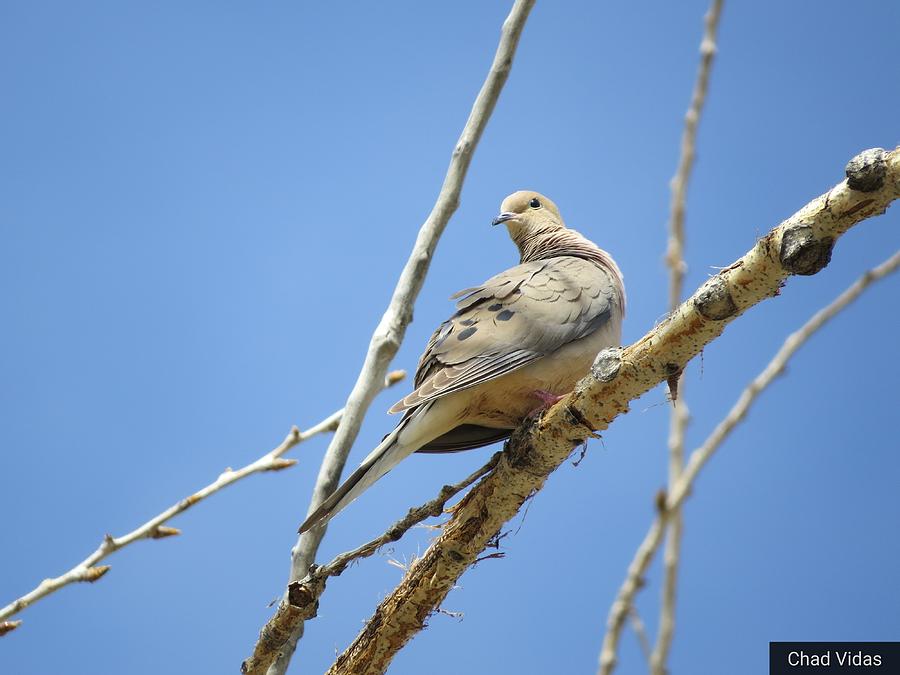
[2,2,898,674]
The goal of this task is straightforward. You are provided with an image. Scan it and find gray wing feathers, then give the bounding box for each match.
[390,257,619,414]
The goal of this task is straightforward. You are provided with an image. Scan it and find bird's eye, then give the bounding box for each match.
[529,198,541,209]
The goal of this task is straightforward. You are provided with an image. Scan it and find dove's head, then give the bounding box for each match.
[492,190,565,249]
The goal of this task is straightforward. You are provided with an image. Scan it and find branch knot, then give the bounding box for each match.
[845,148,887,193]
[779,225,834,276]
[591,348,623,382]
[693,276,737,320]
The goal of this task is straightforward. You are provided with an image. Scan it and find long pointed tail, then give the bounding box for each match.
[298,426,410,534]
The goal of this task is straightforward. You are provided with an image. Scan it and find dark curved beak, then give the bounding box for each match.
[491,212,517,226]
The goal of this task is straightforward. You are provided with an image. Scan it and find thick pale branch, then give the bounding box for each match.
[324,147,898,675]
[266,2,537,672]
[598,248,900,674]
[0,371,404,629]
[654,2,723,673]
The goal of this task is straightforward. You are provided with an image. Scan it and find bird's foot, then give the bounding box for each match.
[533,389,566,406]
[526,389,567,418]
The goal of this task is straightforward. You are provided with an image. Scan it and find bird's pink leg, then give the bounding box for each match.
[533,389,566,406]
[527,389,567,417]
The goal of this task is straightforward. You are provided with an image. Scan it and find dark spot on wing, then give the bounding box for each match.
[487,303,503,312]
[460,318,476,326]
[496,310,515,321]
[457,326,477,340]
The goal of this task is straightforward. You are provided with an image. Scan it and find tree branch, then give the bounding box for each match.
[265,2,538,672]
[629,608,653,663]
[240,453,500,675]
[323,147,898,675]
[599,508,668,675]
[0,621,21,637]
[598,247,900,674]
[0,370,404,630]
[654,2,723,673]
[664,0,723,310]
[669,247,900,509]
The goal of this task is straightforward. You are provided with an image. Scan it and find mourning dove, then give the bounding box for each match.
[299,191,626,533]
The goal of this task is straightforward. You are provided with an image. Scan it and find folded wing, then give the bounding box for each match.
[390,256,619,417]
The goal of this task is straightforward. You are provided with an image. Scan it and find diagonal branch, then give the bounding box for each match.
[669,247,900,509]
[0,370,404,630]
[239,453,500,675]
[598,248,900,674]
[265,2,538,672]
[655,1,724,673]
[321,147,898,675]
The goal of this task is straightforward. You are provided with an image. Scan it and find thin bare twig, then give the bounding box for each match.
[0,370,404,630]
[657,402,688,675]
[664,0,723,310]
[315,454,498,579]
[260,2,538,672]
[599,511,668,675]
[653,2,724,673]
[0,621,21,636]
[321,150,899,675]
[629,608,653,662]
[598,249,900,674]
[239,454,500,675]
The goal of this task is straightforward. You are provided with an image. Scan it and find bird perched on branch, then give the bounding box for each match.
[299,191,626,533]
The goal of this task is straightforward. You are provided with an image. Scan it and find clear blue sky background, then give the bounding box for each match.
[2,2,898,674]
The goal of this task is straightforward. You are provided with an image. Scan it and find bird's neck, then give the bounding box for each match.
[517,227,627,314]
